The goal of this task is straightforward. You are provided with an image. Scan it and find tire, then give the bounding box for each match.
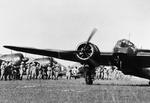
[85,70,93,85]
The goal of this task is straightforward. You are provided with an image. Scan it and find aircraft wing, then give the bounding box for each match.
[6,45,150,68]
[4,45,118,67]
[3,46,79,62]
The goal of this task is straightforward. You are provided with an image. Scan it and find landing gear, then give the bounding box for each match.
[84,65,95,85]
[85,71,93,85]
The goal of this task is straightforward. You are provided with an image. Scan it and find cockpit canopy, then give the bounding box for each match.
[114,39,137,55]
[115,39,136,48]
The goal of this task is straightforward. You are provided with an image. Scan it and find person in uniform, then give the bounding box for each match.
[37,64,42,79]
[95,67,101,80]
[54,64,60,80]
[103,67,107,80]
[30,62,36,80]
[1,61,5,80]
[19,62,24,80]
[47,64,52,79]
[66,66,72,80]
[35,62,40,79]
[26,63,31,80]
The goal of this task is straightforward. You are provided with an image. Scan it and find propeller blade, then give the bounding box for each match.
[87,28,97,43]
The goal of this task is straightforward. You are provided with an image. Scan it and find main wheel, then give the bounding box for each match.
[85,69,93,85]
[149,81,150,85]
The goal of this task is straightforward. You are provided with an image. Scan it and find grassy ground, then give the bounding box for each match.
[0,78,149,103]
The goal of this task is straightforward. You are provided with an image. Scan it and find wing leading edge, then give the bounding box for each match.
[3,46,78,62]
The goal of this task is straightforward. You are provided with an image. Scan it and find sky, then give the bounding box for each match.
[0,0,150,66]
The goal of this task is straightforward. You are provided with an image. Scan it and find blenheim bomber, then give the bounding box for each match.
[4,28,150,85]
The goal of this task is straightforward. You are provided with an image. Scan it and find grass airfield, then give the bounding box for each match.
[0,78,150,103]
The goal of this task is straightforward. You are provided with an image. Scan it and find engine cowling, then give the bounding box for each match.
[76,42,100,61]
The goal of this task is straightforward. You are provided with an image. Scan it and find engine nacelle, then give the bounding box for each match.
[76,42,100,61]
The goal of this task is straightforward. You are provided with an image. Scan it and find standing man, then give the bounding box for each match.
[26,63,31,80]
[1,61,5,80]
[54,64,60,80]
[31,62,36,80]
[47,64,52,79]
[66,66,72,80]
[19,62,24,80]
[35,63,40,79]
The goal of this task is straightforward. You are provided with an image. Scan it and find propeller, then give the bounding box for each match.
[83,28,97,55]
[87,28,97,43]
[76,28,98,61]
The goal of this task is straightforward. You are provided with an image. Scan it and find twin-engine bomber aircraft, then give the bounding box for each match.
[4,28,150,85]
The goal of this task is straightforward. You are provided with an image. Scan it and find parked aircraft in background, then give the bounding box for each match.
[4,28,150,85]
[32,57,54,67]
[32,57,66,77]
[0,53,29,66]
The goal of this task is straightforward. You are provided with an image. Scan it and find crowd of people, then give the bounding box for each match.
[95,66,130,80]
[65,65,129,81]
[0,61,62,81]
[66,66,79,80]
[0,59,130,81]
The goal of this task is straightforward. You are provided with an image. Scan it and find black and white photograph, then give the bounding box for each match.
[0,0,150,103]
